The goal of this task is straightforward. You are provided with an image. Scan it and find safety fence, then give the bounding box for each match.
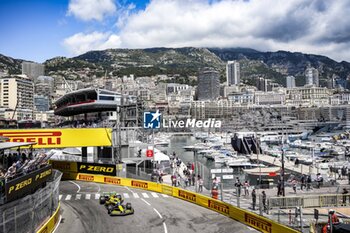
[268,194,350,209]
[62,170,300,233]
[0,170,61,233]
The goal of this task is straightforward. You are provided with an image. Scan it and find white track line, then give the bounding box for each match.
[141,198,151,206]
[163,222,168,233]
[65,195,71,201]
[151,192,159,198]
[95,194,100,199]
[86,194,91,200]
[133,193,140,198]
[69,181,81,193]
[59,195,62,200]
[52,215,62,233]
[153,208,163,219]
[161,194,169,198]
[123,193,130,198]
[94,183,101,194]
[76,194,81,200]
[125,186,135,194]
[142,193,149,198]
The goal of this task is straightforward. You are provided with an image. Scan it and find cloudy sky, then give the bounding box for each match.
[0,0,350,62]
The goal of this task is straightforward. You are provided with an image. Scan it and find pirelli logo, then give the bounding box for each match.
[245,213,272,233]
[52,162,72,171]
[208,200,229,215]
[178,190,196,202]
[78,174,94,181]
[104,177,121,185]
[0,131,62,146]
[162,185,173,196]
[131,180,148,189]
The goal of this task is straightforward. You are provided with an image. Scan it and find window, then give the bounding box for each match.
[99,96,115,101]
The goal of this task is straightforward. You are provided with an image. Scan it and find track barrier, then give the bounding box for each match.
[60,169,300,233]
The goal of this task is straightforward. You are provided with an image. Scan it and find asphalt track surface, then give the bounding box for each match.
[56,181,258,233]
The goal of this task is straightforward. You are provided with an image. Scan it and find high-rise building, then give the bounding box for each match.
[305,67,319,87]
[0,75,34,119]
[286,76,296,88]
[197,68,220,100]
[226,61,240,86]
[22,62,44,81]
[34,95,50,111]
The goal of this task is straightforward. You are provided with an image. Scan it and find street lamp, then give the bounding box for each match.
[281,148,285,197]
[193,149,198,193]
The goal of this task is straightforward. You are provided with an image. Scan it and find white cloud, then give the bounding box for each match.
[67,0,116,21]
[63,32,121,55]
[64,0,350,61]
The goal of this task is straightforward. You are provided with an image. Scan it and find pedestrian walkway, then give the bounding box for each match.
[251,153,324,176]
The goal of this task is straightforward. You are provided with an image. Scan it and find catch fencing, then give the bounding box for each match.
[268,193,350,209]
[0,170,62,233]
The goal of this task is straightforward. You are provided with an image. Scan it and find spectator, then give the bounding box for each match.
[277,179,283,196]
[306,175,312,191]
[342,188,348,206]
[235,179,242,197]
[184,175,189,187]
[252,189,256,210]
[316,173,323,188]
[5,163,17,179]
[301,175,306,190]
[262,191,267,212]
[292,179,297,194]
[171,174,177,187]
[198,176,203,193]
[243,180,250,196]
[294,158,299,168]
[192,173,195,186]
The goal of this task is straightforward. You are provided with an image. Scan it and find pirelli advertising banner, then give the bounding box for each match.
[5,165,52,202]
[77,162,117,176]
[0,128,112,149]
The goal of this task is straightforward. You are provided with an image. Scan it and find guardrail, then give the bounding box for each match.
[0,170,61,233]
[268,194,350,209]
[63,171,299,233]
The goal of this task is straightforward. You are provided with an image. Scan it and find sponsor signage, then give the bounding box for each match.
[131,180,148,189]
[144,110,162,129]
[51,161,76,173]
[143,110,222,129]
[244,213,272,233]
[146,149,154,158]
[77,162,116,176]
[0,128,112,149]
[161,185,173,196]
[211,169,222,173]
[178,190,196,203]
[5,165,52,202]
[208,200,230,215]
[78,174,94,181]
[104,177,121,185]
[222,175,234,180]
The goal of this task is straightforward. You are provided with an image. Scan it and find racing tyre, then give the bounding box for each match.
[126,203,132,210]
[99,196,106,205]
[107,205,114,214]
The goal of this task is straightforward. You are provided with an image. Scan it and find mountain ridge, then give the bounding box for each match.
[1,48,349,87]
